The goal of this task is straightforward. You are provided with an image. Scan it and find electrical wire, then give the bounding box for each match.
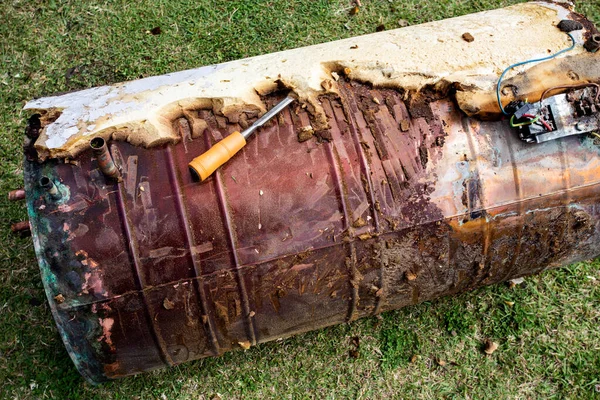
[496,33,577,115]
[539,83,600,105]
[510,114,540,127]
[539,119,552,131]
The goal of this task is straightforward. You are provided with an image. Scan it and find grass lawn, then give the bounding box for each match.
[1,0,600,398]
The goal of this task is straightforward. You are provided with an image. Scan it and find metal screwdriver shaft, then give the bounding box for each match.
[189,95,295,181]
[241,96,295,139]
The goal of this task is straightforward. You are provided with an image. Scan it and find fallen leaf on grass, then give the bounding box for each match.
[484,339,499,355]
[508,277,525,288]
[238,341,251,350]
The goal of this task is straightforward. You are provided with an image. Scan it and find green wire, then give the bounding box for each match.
[510,114,540,127]
[497,33,576,115]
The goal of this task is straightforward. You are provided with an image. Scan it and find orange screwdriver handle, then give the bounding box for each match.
[188,131,246,181]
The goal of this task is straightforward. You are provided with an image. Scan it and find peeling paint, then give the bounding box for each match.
[24,2,589,160]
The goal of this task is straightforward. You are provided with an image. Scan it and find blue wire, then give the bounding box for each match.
[496,32,576,115]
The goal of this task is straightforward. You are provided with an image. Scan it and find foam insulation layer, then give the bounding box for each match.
[24,2,590,159]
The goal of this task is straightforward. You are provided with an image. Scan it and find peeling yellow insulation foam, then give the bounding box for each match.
[24,2,595,160]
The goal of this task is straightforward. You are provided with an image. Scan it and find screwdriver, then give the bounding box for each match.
[189,95,295,181]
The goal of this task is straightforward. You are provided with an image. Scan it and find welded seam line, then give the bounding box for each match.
[503,127,525,281]
[164,146,220,356]
[337,83,385,316]
[210,127,258,346]
[554,139,572,272]
[112,144,174,366]
[462,117,493,284]
[322,104,358,322]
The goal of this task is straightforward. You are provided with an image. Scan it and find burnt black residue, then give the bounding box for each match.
[379,221,451,311]
[418,146,428,168]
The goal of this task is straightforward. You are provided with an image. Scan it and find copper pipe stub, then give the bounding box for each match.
[39,176,62,200]
[11,221,30,233]
[90,137,121,179]
[8,189,26,201]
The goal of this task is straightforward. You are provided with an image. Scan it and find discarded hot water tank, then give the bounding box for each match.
[15,2,600,383]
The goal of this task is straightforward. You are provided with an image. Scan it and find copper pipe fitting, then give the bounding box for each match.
[90,137,121,179]
[8,189,26,201]
[11,221,30,233]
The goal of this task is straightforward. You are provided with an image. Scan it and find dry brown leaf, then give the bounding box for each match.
[238,341,251,350]
[484,339,499,355]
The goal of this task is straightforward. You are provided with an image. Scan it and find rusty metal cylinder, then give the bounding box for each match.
[90,137,121,179]
[23,84,600,384]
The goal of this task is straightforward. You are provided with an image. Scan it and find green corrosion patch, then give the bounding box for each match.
[25,159,107,384]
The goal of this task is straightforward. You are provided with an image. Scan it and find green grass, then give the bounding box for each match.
[1,0,600,398]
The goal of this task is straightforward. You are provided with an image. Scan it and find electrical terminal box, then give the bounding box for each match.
[511,87,599,143]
